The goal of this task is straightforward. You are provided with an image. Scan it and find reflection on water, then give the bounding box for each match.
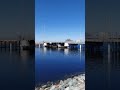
[35,47,85,85]
[64,48,69,55]
[43,47,47,54]
[0,49,34,90]
[86,44,120,90]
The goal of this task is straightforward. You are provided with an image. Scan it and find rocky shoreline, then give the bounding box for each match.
[35,74,85,90]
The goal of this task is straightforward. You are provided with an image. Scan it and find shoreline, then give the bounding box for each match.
[35,74,85,90]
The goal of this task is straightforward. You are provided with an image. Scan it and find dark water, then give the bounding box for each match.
[35,47,85,85]
[86,44,120,90]
[0,49,34,90]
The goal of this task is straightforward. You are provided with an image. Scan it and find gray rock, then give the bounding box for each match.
[50,85,56,90]
[36,74,85,90]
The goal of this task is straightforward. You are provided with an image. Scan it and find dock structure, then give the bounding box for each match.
[0,40,35,50]
[86,32,120,43]
[36,41,85,49]
[0,40,20,49]
[86,32,120,52]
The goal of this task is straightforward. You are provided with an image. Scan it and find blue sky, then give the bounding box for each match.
[35,0,85,42]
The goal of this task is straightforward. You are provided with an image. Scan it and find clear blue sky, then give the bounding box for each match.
[35,0,85,42]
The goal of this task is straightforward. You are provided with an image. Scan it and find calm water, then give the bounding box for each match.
[0,49,34,90]
[86,44,120,90]
[35,47,85,85]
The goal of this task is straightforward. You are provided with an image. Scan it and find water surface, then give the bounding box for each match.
[86,44,120,90]
[35,47,85,85]
[0,49,34,90]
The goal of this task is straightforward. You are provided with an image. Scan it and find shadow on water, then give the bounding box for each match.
[86,42,120,90]
[35,47,85,86]
[0,48,34,90]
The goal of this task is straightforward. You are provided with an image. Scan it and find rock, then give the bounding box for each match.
[65,87,69,90]
[50,85,56,90]
[35,88,39,90]
[36,74,85,90]
[39,88,44,90]
[42,85,47,88]
[59,80,64,85]
[73,87,80,90]
[68,81,72,86]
